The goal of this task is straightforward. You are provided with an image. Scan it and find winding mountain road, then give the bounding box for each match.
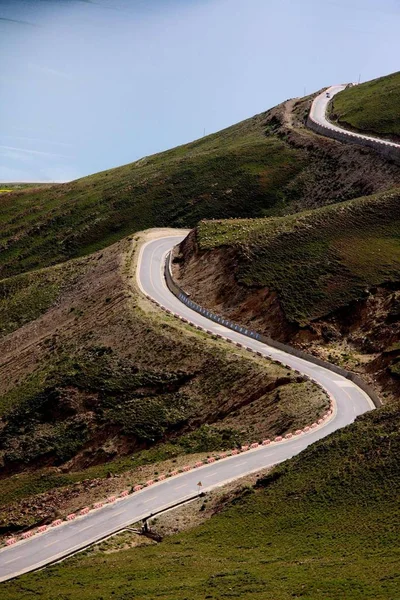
[1,83,392,584]
[0,233,375,582]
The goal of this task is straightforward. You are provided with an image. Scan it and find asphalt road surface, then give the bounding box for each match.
[0,234,375,582]
[310,84,400,149]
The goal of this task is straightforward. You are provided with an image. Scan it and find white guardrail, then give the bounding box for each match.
[164,251,381,409]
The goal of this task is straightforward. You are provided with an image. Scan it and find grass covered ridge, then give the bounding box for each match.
[329,71,400,141]
[197,189,400,324]
[0,117,306,279]
[2,401,399,600]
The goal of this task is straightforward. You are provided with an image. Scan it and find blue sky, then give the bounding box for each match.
[0,0,399,182]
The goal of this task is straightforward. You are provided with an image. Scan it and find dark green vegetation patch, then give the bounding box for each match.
[0,260,84,336]
[329,71,400,141]
[1,348,194,466]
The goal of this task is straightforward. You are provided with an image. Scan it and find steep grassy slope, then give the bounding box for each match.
[2,401,398,600]
[329,71,400,141]
[2,84,400,280]
[0,122,304,279]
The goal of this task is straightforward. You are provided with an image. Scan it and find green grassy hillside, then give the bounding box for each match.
[196,189,400,325]
[0,118,306,279]
[330,71,400,140]
[2,401,399,600]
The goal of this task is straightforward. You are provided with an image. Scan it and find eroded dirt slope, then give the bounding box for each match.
[173,192,400,402]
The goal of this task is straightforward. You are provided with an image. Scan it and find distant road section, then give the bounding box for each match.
[309,85,400,155]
